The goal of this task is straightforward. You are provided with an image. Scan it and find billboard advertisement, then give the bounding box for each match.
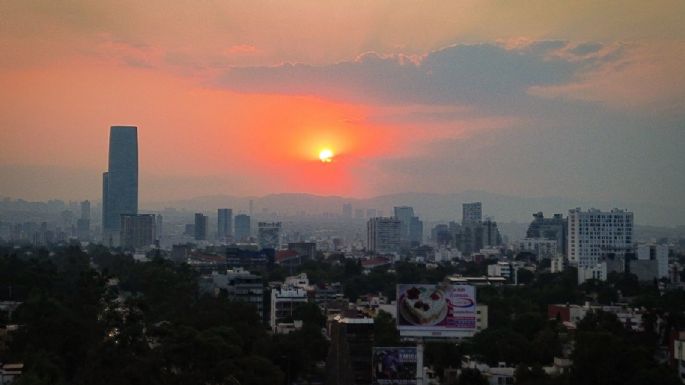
[396,283,477,338]
[372,347,417,385]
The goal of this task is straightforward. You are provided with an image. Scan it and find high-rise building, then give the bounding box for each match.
[568,207,633,268]
[481,219,501,248]
[120,214,155,250]
[194,213,208,241]
[409,216,423,245]
[393,206,414,241]
[525,212,567,255]
[76,200,91,240]
[258,222,281,249]
[102,126,138,241]
[462,202,482,224]
[367,217,401,254]
[234,214,251,241]
[218,208,233,241]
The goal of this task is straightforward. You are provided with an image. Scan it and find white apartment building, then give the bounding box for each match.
[567,208,633,267]
[269,286,308,332]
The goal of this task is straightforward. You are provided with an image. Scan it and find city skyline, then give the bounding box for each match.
[0,1,683,212]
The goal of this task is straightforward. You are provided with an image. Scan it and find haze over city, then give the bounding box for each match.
[1,1,684,226]
[5,2,685,385]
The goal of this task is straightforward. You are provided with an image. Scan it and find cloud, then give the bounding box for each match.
[216,41,614,109]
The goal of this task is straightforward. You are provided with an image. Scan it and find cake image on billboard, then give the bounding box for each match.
[397,283,477,336]
[398,284,449,326]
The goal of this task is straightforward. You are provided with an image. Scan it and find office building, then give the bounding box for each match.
[120,214,155,250]
[234,214,251,241]
[481,219,502,248]
[568,208,633,267]
[102,126,138,241]
[367,217,401,254]
[526,212,567,255]
[393,206,414,241]
[409,216,423,245]
[258,222,281,249]
[217,208,233,241]
[76,200,91,241]
[462,202,482,224]
[194,213,208,241]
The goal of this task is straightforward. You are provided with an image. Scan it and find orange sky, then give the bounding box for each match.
[1,1,684,204]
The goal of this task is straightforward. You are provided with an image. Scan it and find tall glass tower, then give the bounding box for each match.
[102,126,138,238]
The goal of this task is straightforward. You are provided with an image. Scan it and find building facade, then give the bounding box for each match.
[217,208,233,241]
[567,208,633,267]
[526,212,568,255]
[194,213,208,241]
[102,126,138,242]
[367,217,401,254]
[119,214,155,250]
[462,202,482,224]
[270,286,308,331]
[234,214,251,241]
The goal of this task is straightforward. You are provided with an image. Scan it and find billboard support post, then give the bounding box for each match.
[416,339,424,385]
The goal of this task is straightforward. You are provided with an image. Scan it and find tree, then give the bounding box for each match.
[457,368,488,385]
[374,310,401,346]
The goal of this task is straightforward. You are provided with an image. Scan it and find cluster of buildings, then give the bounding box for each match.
[428,202,502,259]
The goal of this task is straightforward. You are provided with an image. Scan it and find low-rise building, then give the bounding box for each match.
[577,262,607,284]
[519,238,558,260]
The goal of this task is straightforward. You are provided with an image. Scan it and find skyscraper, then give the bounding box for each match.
[462,202,482,224]
[218,208,233,241]
[393,206,414,241]
[367,217,401,254]
[393,206,422,246]
[195,213,208,241]
[235,214,251,241]
[102,126,138,240]
[77,199,91,240]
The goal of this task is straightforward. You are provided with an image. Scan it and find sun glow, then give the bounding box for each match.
[319,148,334,163]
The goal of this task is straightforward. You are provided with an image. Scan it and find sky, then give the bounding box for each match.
[1,1,684,213]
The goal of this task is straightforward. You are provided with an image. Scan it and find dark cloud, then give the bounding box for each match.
[568,42,604,56]
[216,41,614,107]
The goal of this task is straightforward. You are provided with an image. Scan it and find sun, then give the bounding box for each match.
[319,148,334,163]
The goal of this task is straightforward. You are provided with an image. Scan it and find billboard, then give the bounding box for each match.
[396,283,477,338]
[372,347,417,385]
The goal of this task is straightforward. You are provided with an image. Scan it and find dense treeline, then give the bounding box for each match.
[2,245,685,384]
[0,245,327,385]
